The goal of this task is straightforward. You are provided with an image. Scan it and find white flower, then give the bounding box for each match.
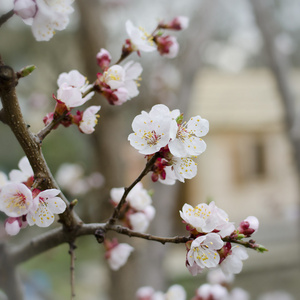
[180,202,234,237]
[195,283,228,300]
[9,156,34,183]
[171,156,198,182]
[220,246,249,275]
[165,284,186,300]
[27,189,66,227]
[125,20,156,52]
[79,105,101,134]
[168,115,209,158]
[101,65,125,90]
[180,203,216,233]
[187,233,223,269]
[0,182,33,217]
[101,62,142,101]
[129,212,150,233]
[107,243,134,271]
[57,69,86,88]
[15,0,74,41]
[128,104,178,155]
[57,70,94,108]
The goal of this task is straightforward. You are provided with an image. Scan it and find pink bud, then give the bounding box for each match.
[238,216,259,237]
[5,218,21,236]
[155,35,179,59]
[96,48,112,70]
[14,0,37,19]
[159,16,189,31]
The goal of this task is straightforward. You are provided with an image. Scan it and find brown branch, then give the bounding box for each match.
[0,10,14,28]
[107,224,190,244]
[0,64,81,228]
[108,152,160,225]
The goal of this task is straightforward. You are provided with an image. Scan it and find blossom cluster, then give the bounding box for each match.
[180,201,259,276]
[125,16,189,58]
[128,104,209,184]
[0,157,66,235]
[110,182,155,233]
[94,17,188,106]
[43,70,100,134]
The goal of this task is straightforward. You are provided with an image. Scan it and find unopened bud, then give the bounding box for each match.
[17,65,36,78]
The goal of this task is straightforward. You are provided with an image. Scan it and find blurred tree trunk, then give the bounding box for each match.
[250,0,300,174]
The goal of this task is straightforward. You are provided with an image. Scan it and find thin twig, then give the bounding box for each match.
[37,111,68,141]
[107,224,190,244]
[0,10,14,28]
[108,152,160,225]
[69,241,77,300]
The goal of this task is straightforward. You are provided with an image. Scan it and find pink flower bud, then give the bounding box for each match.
[96,48,112,70]
[155,35,179,59]
[14,0,37,19]
[238,216,259,237]
[159,16,189,31]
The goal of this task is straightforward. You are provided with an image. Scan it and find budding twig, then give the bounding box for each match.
[0,10,14,28]
[108,152,160,225]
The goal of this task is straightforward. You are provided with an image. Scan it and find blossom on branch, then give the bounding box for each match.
[105,239,134,271]
[14,0,75,41]
[79,105,101,134]
[125,20,156,53]
[128,104,177,155]
[96,61,142,105]
[0,182,33,217]
[220,245,249,275]
[27,189,66,227]
[187,233,223,271]
[56,70,94,110]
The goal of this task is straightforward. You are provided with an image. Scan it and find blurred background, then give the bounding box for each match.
[0,0,299,299]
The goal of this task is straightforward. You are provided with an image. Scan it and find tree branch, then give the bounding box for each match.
[0,64,81,229]
[0,10,14,28]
